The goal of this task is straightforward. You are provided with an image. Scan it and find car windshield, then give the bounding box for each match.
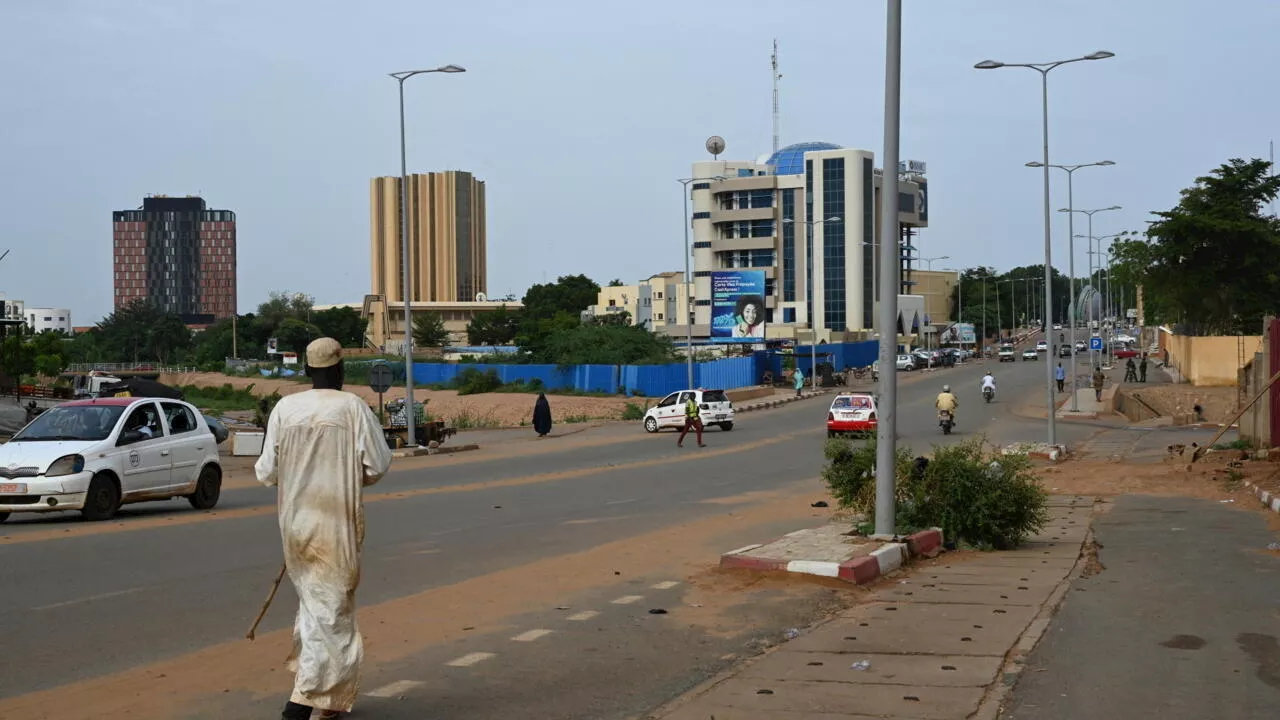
[12,405,126,441]
[1000,345,1014,351]
[702,390,728,403]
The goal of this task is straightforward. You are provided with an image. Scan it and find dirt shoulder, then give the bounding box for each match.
[162,371,635,428]
[1120,383,1238,424]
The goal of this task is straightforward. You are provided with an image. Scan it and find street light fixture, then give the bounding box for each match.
[1031,160,1116,412]
[974,49,1115,447]
[919,255,950,271]
[390,63,466,448]
[1065,206,1122,365]
[678,175,727,389]
[783,216,842,387]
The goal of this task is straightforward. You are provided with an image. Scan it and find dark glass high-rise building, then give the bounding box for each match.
[112,195,237,323]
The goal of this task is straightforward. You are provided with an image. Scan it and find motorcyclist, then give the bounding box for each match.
[980,372,996,399]
[935,384,959,425]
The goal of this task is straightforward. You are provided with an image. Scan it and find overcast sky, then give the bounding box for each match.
[2,0,1277,323]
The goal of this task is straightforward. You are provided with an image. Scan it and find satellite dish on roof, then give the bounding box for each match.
[475,292,488,302]
[705,136,726,158]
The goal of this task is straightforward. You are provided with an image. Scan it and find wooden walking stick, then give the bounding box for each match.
[1191,367,1280,462]
[246,562,287,641]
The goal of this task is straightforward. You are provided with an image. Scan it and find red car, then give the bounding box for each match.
[827,393,878,437]
[1113,346,1140,359]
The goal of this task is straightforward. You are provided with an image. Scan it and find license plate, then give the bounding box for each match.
[715,414,727,420]
[0,483,27,494]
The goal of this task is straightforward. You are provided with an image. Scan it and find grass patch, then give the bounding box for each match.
[620,401,648,421]
[1212,439,1252,451]
[562,414,593,424]
[179,384,260,413]
[451,406,503,429]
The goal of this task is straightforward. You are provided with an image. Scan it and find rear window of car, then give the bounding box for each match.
[702,390,728,403]
[1000,345,1014,351]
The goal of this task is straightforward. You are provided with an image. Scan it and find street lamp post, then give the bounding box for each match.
[390,64,465,448]
[783,217,842,388]
[975,49,1115,447]
[920,255,950,271]
[1029,161,1115,412]
[998,279,1017,337]
[677,175,727,389]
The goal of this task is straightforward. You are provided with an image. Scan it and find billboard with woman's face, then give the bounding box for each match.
[711,270,767,343]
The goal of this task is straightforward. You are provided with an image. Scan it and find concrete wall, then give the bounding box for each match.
[1239,353,1269,448]
[1164,333,1263,387]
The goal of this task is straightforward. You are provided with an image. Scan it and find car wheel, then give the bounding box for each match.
[81,474,121,522]
[719,422,733,431]
[643,416,659,433]
[0,512,8,524]
[188,465,222,510]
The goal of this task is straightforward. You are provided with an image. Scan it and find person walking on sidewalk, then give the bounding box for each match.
[1055,362,1066,393]
[255,338,393,720]
[677,393,705,448]
[793,368,805,397]
[1139,354,1149,382]
[1092,367,1106,402]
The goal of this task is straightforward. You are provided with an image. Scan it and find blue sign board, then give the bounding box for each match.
[1089,337,1104,351]
[710,270,767,343]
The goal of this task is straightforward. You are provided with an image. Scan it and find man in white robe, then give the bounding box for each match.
[256,337,393,720]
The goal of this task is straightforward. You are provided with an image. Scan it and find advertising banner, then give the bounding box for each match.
[941,322,976,345]
[710,270,767,343]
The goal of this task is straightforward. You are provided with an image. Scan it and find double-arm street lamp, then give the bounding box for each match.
[974,49,1115,447]
[390,64,465,448]
[677,175,727,389]
[783,216,842,387]
[1030,161,1114,412]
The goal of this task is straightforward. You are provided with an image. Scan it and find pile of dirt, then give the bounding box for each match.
[1125,384,1238,424]
[160,372,636,428]
[1036,450,1272,500]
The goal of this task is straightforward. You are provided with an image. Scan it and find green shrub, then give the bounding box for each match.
[899,439,1050,550]
[1212,438,1252,451]
[621,401,647,421]
[454,368,503,395]
[254,391,283,429]
[823,436,1049,549]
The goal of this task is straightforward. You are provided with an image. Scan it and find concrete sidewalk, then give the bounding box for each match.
[653,497,1094,720]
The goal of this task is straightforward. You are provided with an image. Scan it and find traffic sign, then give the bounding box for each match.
[369,363,394,393]
[1089,337,1104,352]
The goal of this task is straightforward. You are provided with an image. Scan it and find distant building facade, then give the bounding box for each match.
[585,272,692,329]
[370,171,487,304]
[26,307,72,334]
[112,195,237,322]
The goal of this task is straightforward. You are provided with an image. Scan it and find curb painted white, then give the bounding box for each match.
[871,542,908,575]
[1244,480,1280,516]
[724,543,762,556]
[785,560,841,577]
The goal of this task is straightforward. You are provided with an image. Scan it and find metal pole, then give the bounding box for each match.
[1037,69,1056,445]
[1065,170,1078,411]
[982,277,987,357]
[1087,214,1095,368]
[874,0,902,538]
[396,77,417,448]
[681,180,694,388]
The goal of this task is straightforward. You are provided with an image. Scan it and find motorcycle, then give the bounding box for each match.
[938,410,954,435]
[983,387,994,404]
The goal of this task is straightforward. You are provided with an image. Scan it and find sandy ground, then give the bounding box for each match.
[1122,383,1239,424]
[161,371,637,427]
[1038,448,1274,502]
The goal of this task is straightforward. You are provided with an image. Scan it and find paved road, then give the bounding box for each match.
[1002,495,1280,719]
[0,351,1094,719]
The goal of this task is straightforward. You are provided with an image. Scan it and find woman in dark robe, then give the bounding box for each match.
[532,393,553,437]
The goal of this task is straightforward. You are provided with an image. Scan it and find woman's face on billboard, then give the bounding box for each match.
[742,303,760,325]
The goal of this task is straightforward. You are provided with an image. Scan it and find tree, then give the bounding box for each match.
[256,291,314,330]
[192,317,254,364]
[28,330,68,378]
[96,301,192,364]
[0,330,36,380]
[1112,158,1280,334]
[521,274,600,321]
[608,278,625,287]
[534,323,676,365]
[412,312,450,349]
[274,318,322,354]
[466,305,522,346]
[313,306,367,348]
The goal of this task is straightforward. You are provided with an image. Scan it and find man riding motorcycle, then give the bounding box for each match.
[981,373,996,401]
[935,384,959,426]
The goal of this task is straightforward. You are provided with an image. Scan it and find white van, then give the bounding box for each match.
[642,389,734,432]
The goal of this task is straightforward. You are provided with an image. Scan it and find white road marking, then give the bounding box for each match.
[650,581,680,590]
[511,629,554,642]
[33,587,144,611]
[604,498,637,505]
[446,652,496,667]
[366,680,423,698]
[611,595,644,605]
[567,610,600,621]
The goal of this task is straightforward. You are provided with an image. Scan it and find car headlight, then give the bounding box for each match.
[46,454,86,477]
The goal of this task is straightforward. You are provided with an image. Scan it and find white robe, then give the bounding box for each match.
[255,389,393,712]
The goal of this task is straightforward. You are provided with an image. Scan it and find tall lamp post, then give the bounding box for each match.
[920,255,950,271]
[783,216,842,387]
[677,175,727,389]
[391,64,465,448]
[998,278,1018,336]
[975,49,1115,447]
[1028,161,1114,411]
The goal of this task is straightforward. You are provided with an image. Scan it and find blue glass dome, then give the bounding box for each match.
[766,141,843,175]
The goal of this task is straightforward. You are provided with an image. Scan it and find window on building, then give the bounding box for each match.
[657,313,664,320]
[822,157,847,330]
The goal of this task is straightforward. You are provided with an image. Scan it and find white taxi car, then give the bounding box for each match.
[0,397,223,523]
[643,389,734,432]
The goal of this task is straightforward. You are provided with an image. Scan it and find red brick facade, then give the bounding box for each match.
[113,220,150,306]
[198,220,237,319]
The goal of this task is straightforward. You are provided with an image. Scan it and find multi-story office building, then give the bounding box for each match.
[585,272,692,329]
[679,141,928,342]
[112,195,237,322]
[370,171,487,304]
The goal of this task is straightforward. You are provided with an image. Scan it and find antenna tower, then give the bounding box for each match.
[771,39,782,154]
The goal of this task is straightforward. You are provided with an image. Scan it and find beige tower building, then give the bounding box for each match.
[370,171,487,303]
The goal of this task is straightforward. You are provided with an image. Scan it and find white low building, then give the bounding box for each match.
[26,307,73,334]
